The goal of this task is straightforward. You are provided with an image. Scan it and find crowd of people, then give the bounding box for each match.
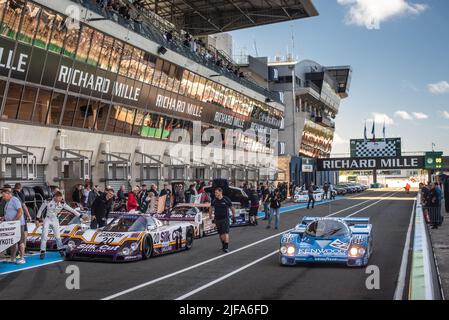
[420,181,443,229]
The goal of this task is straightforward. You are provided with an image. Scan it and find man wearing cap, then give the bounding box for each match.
[1,187,26,264]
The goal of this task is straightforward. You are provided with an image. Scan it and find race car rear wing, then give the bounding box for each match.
[300,216,370,225]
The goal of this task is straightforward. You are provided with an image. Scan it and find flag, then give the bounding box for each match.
[382,120,386,141]
[371,121,376,143]
[364,121,367,142]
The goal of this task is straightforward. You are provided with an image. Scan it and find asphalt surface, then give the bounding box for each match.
[0,189,415,300]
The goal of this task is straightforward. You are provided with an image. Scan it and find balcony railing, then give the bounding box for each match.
[72,0,282,104]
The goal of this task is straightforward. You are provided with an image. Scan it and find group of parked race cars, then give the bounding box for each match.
[20,180,373,267]
[293,183,369,203]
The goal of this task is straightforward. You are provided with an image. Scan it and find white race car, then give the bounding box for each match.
[294,189,325,203]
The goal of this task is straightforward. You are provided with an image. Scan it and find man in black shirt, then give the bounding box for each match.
[307,183,315,209]
[209,188,236,253]
[91,188,115,229]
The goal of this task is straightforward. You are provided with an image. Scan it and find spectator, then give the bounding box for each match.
[248,185,260,226]
[82,183,91,208]
[428,182,443,229]
[13,183,32,253]
[267,189,282,230]
[149,183,159,197]
[1,187,26,264]
[117,185,126,202]
[72,184,83,206]
[159,183,172,209]
[307,182,315,209]
[323,182,329,200]
[91,188,115,229]
[127,186,140,212]
[87,185,101,209]
[262,184,270,220]
[329,183,336,200]
[165,30,173,43]
[185,184,197,203]
[138,184,149,212]
[173,184,185,206]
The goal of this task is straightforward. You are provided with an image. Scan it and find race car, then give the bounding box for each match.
[65,213,194,262]
[26,209,90,251]
[293,188,324,203]
[153,203,217,238]
[279,216,373,267]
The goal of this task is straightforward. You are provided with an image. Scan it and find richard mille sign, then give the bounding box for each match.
[317,156,425,171]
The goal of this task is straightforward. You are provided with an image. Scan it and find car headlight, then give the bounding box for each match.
[280,245,296,256]
[67,240,76,250]
[121,247,131,256]
[130,242,139,252]
[349,246,366,257]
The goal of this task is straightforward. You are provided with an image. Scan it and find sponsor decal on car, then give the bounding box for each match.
[298,248,346,256]
[77,243,120,253]
[329,239,349,250]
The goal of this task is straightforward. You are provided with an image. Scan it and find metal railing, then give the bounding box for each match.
[72,0,281,103]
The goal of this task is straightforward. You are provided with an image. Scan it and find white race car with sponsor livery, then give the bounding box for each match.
[65,213,194,262]
[26,209,90,251]
[293,188,325,203]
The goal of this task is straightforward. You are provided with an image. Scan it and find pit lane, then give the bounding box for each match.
[0,190,415,300]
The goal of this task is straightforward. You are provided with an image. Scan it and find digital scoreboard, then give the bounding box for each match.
[424,151,443,170]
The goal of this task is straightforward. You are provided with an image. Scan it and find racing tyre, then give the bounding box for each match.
[22,186,36,202]
[198,223,204,238]
[142,236,153,260]
[185,227,194,250]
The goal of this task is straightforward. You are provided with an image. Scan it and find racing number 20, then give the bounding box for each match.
[101,237,115,245]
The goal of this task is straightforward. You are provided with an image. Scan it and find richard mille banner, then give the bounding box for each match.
[317,156,425,171]
[0,221,21,253]
[0,37,276,131]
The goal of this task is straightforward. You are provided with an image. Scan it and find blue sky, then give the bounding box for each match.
[229,0,449,155]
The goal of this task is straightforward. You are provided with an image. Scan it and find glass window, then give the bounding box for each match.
[196,77,206,101]
[159,60,171,90]
[143,53,156,84]
[47,92,64,125]
[47,13,66,54]
[151,58,164,88]
[87,30,103,66]
[17,85,37,121]
[98,35,114,70]
[128,48,141,80]
[112,106,135,135]
[109,39,123,73]
[94,103,110,131]
[105,105,118,133]
[305,220,348,238]
[132,109,146,136]
[134,50,146,82]
[178,69,189,95]
[17,2,41,44]
[0,80,6,110]
[173,67,183,93]
[0,0,25,40]
[73,97,89,128]
[61,95,77,127]
[76,26,94,63]
[86,100,102,130]
[189,74,199,99]
[186,72,195,98]
[32,88,51,124]
[2,82,23,120]
[63,27,80,59]
[119,44,133,77]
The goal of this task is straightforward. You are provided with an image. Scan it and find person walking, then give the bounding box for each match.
[307,182,315,209]
[267,190,282,229]
[36,191,84,259]
[1,187,26,264]
[90,188,115,229]
[262,184,270,220]
[209,187,236,253]
[323,182,329,200]
[329,183,336,200]
[248,185,260,226]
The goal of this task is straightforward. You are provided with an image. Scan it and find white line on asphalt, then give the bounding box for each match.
[0,260,63,276]
[344,190,401,218]
[394,198,416,300]
[175,250,279,300]
[102,190,396,300]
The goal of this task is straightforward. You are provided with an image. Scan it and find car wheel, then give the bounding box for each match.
[142,236,153,259]
[198,223,204,238]
[185,227,194,250]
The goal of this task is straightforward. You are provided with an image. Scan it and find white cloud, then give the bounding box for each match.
[337,0,427,29]
[394,110,413,120]
[412,112,428,120]
[441,111,449,119]
[333,133,347,145]
[369,112,394,125]
[428,81,449,94]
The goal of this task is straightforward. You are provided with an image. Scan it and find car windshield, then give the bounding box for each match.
[58,211,80,226]
[103,215,147,232]
[305,220,348,238]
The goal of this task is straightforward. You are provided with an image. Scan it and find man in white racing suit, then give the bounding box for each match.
[36,191,84,259]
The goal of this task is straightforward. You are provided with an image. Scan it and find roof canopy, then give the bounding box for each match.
[134,0,318,36]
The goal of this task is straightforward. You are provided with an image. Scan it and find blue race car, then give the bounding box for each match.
[279,216,373,267]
